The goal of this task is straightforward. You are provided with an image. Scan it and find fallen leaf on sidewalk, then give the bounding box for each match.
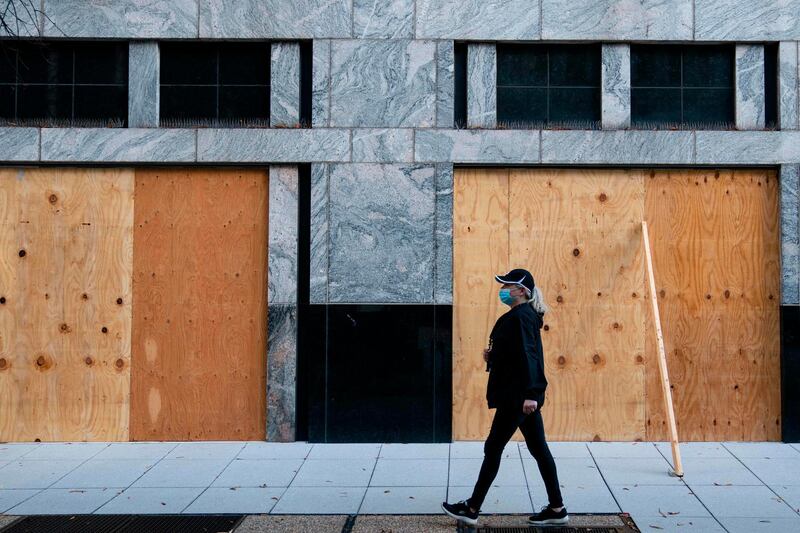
[649,525,663,530]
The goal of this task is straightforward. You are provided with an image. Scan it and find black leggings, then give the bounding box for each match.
[468,406,563,510]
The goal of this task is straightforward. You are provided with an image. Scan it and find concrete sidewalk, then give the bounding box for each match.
[1,441,799,532]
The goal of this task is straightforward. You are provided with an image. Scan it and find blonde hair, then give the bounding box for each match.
[526,286,549,315]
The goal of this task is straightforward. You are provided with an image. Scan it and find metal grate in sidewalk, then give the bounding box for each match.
[0,514,245,533]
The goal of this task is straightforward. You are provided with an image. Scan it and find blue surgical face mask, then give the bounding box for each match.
[499,288,515,306]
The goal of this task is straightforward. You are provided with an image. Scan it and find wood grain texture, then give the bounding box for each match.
[130,168,268,441]
[452,168,511,440]
[453,167,780,441]
[509,169,647,441]
[0,168,134,442]
[644,169,781,441]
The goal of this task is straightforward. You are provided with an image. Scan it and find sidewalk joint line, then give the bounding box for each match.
[355,444,382,514]
[586,443,623,514]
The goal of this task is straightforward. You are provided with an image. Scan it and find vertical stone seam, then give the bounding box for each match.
[412,0,417,39]
[692,131,697,163]
[433,164,438,304]
[196,0,200,38]
[194,129,198,162]
[434,41,439,127]
[539,0,543,39]
[692,0,696,40]
[328,39,333,128]
[797,42,800,129]
[38,0,44,35]
[350,0,354,37]
[538,130,542,163]
[326,164,331,304]
[37,127,41,161]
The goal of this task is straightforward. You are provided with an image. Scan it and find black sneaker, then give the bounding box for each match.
[441,500,479,526]
[528,505,569,526]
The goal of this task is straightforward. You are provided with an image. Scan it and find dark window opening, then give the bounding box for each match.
[299,41,312,127]
[765,43,778,129]
[159,42,270,128]
[631,44,735,129]
[496,43,601,129]
[454,42,467,128]
[0,41,127,127]
[295,163,311,441]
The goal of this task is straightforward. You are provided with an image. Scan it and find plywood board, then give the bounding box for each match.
[453,167,780,441]
[130,168,268,441]
[0,167,134,441]
[644,169,781,441]
[452,168,510,440]
[509,169,647,441]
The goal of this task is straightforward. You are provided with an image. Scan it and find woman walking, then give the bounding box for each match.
[442,268,568,527]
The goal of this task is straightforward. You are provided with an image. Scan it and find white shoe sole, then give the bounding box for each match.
[528,515,569,526]
[441,503,478,526]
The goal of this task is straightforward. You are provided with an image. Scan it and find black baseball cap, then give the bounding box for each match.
[495,268,535,294]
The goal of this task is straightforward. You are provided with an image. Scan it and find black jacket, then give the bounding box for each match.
[485,303,548,410]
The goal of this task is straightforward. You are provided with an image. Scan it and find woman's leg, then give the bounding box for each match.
[468,407,525,510]
[519,409,564,508]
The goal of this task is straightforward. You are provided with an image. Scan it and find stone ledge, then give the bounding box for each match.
[696,131,800,164]
[542,130,693,164]
[40,128,195,162]
[0,128,40,161]
[415,129,540,163]
[197,129,351,163]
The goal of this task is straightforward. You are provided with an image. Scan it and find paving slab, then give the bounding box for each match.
[379,443,450,459]
[235,515,347,533]
[292,458,375,487]
[588,442,661,458]
[237,442,313,460]
[0,460,83,489]
[94,487,204,514]
[673,457,763,486]
[164,442,245,461]
[131,458,230,488]
[360,486,447,514]
[655,441,734,459]
[52,459,156,489]
[270,487,366,514]
[630,515,726,532]
[718,516,800,533]
[690,484,798,518]
[0,489,40,514]
[92,442,177,461]
[592,457,683,486]
[306,443,381,460]
[212,458,303,488]
[370,459,448,487]
[723,442,800,458]
[184,487,285,514]
[736,457,800,486]
[8,488,118,514]
[21,443,108,461]
[611,484,711,517]
[0,444,40,461]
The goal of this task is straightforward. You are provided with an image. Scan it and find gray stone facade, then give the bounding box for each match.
[2,0,800,440]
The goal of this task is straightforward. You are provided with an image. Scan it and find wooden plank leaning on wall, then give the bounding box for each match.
[0,168,134,441]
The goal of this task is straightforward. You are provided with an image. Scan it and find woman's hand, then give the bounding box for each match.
[483,348,491,362]
[522,399,538,415]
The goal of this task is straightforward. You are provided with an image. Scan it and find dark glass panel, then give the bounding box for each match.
[549,45,600,87]
[781,305,800,441]
[160,43,216,85]
[497,44,547,87]
[324,305,436,443]
[219,86,269,120]
[683,88,734,125]
[0,85,15,119]
[683,45,733,87]
[631,45,681,87]
[454,42,467,128]
[18,84,72,119]
[631,87,682,125]
[549,88,600,124]
[74,42,127,84]
[0,46,17,83]
[74,85,126,121]
[219,43,269,85]
[160,85,216,119]
[764,43,778,129]
[497,86,546,125]
[17,44,72,84]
